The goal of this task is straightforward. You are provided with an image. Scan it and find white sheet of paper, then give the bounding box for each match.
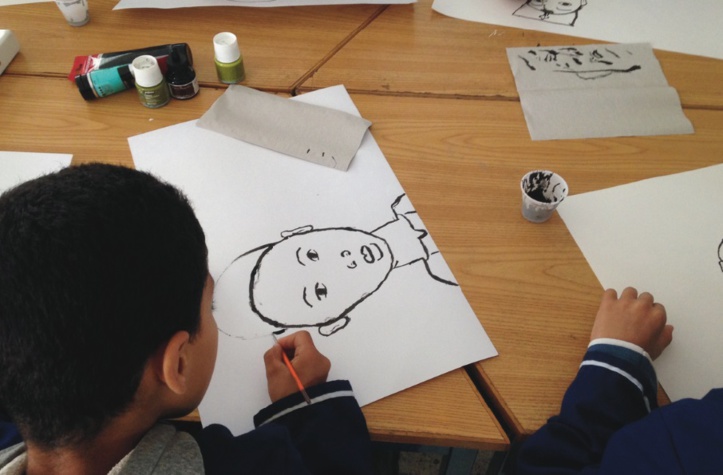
[433,0,723,61]
[0,0,50,6]
[0,151,72,194]
[506,43,693,140]
[115,0,413,9]
[130,85,496,435]
[557,164,723,402]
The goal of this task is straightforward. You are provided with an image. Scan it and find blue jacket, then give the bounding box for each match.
[514,341,723,474]
[195,380,373,474]
[0,422,20,452]
[0,380,372,474]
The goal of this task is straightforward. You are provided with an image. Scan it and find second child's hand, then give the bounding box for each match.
[591,287,674,360]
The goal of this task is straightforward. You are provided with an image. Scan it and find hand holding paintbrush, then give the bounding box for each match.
[264,330,331,403]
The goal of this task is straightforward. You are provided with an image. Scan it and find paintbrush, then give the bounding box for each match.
[272,333,312,405]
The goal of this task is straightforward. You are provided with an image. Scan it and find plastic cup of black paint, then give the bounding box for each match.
[520,170,568,223]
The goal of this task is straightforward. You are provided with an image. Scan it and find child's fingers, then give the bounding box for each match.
[620,287,638,300]
[602,288,619,301]
[277,330,331,386]
[276,330,313,356]
[277,331,319,365]
[263,344,286,374]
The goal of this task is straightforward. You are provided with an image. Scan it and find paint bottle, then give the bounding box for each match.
[74,64,135,100]
[69,43,192,81]
[166,45,199,100]
[213,32,245,84]
[54,0,89,27]
[131,55,170,109]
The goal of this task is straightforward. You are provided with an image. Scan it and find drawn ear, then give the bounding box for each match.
[281,225,314,238]
[318,316,350,336]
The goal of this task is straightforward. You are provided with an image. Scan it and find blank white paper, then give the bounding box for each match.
[0,151,72,194]
[558,164,723,402]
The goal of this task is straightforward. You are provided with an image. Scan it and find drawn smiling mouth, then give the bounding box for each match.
[360,243,384,263]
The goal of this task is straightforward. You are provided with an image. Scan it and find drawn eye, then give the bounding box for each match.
[314,283,327,300]
[306,249,319,261]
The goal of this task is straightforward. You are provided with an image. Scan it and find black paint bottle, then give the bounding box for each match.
[166,45,199,100]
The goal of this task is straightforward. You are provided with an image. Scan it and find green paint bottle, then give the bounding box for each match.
[213,32,245,84]
[131,55,170,109]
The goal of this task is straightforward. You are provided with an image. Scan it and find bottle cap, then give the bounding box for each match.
[131,55,164,87]
[167,44,192,73]
[117,64,135,87]
[74,74,96,100]
[174,43,194,67]
[213,32,241,64]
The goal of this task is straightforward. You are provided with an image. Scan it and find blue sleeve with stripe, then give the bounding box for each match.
[514,344,658,474]
[196,380,373,475]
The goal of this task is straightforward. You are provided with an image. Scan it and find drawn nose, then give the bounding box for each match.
[340,249,357,269]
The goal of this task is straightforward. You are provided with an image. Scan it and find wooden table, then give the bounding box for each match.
[299,0,723,110]
[0,3,509,451]
[345,91,723,438]
[1,0,383,92]
[292,0,723,440]
[4,0,722,450]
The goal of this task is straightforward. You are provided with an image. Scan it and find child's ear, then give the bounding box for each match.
[318,316,350,336]
[159,331,191,395]
[280,225,313,238]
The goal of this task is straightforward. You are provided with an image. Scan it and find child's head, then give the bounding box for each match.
[0,164,209,448]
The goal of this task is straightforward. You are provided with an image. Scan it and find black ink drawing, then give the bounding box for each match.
[718,240,723,272]
[513,0,588,26]
[215,194,456,339]
[517,46,641,80]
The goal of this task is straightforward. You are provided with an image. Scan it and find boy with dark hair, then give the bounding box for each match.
[0,163,372,474]
[514,287,723,474]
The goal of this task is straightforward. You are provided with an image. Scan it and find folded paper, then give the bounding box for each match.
[506,43,694,141]
[197,85,371,171]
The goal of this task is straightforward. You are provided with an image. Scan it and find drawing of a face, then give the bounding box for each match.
[250,228,393,329]
[517,46,641,79]
[514,0,587,26]
[541,0,586,15]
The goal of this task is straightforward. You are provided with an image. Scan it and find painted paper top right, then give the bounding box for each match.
[432,0,723,61]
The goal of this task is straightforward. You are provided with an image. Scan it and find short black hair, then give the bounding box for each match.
[0,163,208,448]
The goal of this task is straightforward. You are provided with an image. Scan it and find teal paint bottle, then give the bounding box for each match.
[74,64,134,100]
[213,32,245,84]
[131,55,170,109]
